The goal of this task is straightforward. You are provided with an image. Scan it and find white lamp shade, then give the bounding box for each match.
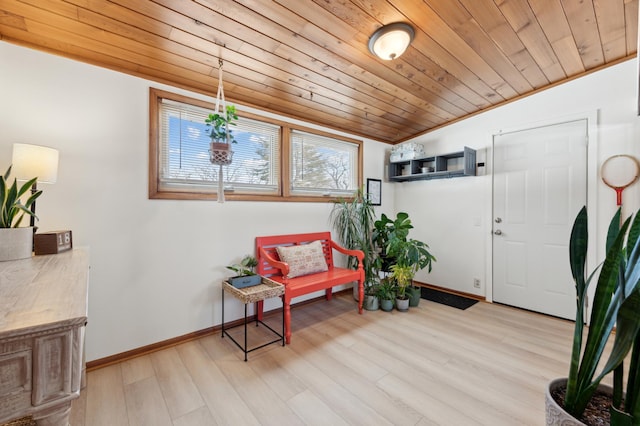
[368,23,415,60]
[11,143,59,184]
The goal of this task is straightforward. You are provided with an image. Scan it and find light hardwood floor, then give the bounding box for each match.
[70,293,579,425]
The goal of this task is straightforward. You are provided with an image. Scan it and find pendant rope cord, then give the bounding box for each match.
[214,58,230,144]
[209,58,233,203]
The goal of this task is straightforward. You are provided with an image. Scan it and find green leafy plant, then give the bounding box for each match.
[390,263,413,299]
[226,255,258,277]
[563,206,640,424]
[0,166,41,228]
[376,277,397,301]
[376,212,435,296]
[205,104,239,143]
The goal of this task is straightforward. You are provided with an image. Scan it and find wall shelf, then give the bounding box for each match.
[389,146,476,182]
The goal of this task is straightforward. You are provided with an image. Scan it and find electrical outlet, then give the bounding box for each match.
[473,278,481,288]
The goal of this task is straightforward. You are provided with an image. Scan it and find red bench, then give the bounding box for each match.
[255,232,364,344]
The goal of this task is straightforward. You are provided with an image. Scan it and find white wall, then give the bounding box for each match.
[0,42,393,361]
[4,40,638,360]
[397,58,640,300]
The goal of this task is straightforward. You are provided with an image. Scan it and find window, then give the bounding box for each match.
[290,130,359,196]
[149,88,363,201]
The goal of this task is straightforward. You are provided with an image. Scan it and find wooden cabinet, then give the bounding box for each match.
[0,248,89,426]
[389,146,477,181]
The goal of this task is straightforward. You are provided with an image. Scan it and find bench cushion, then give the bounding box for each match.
[276,240,328,278]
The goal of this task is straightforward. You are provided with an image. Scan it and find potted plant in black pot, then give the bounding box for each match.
[0,166,41,261]
[226,255,261,288]
[546,206,640,425]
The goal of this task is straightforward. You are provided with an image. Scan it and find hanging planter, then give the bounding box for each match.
[205,59,238,202]
[209,142,233,166]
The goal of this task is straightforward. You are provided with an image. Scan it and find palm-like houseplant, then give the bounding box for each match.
[330,188,378,298]
[548,206,640,425]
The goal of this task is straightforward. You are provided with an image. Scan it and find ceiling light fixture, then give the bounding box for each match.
[368,22,415,60]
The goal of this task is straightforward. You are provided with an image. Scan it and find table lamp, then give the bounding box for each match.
[11,143,59,228]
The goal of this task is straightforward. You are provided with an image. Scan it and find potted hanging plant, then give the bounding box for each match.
[206,104,238,167]
[546,206,640,425]
[226,255,261,288]
[0,166,41,261]
[206,105,238,146]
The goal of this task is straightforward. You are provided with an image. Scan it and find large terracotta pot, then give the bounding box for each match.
[545,377,614,426]
[0,227,33,261]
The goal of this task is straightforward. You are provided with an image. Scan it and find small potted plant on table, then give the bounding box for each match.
[0,166,41,261]
[226,255,261,288]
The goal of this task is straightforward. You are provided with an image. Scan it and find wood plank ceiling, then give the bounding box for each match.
[1,0,637,144]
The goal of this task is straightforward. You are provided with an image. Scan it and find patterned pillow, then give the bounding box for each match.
[276,240,329,278]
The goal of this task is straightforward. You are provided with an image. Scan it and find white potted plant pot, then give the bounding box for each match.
[396,297,409,312]
[545,378,614,426]
[0,227,33,261]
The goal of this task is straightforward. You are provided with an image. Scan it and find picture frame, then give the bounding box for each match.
[366,178,382,206]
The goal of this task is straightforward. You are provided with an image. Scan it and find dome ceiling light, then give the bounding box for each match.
[368,22,415,60]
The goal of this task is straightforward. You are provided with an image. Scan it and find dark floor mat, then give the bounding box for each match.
[421,287,479,310]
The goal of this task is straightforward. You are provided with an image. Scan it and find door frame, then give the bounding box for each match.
[484,110,599,306]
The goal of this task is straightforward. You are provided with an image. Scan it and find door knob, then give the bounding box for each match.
[495,217,502,223]
[494,230,502,235]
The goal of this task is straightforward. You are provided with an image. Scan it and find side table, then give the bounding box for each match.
[221,277,285,361]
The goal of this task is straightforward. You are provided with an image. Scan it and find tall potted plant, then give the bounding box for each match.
[330,188,378,301]
[0,166,41,261]
[375,212,436,307]
[546,206,640,425]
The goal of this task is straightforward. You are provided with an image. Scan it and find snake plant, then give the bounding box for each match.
[0,166,41,228]
[564,206,640,425]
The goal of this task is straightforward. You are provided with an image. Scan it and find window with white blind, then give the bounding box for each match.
[149,88,362,201]
[156,98,280,195]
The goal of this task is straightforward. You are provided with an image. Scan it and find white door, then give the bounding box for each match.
[492,119,587,320]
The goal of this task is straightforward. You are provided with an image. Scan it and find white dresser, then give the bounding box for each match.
[0,248,89,426]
